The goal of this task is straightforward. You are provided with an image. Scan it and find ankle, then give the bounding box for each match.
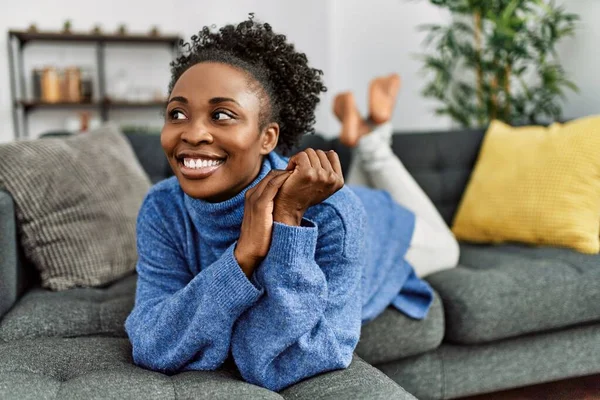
[358,119,373,137]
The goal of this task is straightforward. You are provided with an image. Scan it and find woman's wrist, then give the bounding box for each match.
[233,246,258,277]
[273,210,304,226]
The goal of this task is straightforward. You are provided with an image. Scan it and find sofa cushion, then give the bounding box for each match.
[0,269,443,367]
[0,337,413,399]
[0,273,136,341]
[378,322,600,400]
[0,123,151,291]
[0,337,281,399]
[355,291,444,365]
[427,243,600,344]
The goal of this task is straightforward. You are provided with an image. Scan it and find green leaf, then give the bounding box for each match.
[416,0,579,126]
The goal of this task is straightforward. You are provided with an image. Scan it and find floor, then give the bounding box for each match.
[458,374,600,400]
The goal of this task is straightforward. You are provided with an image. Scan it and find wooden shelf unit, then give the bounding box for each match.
[7,30,181,139]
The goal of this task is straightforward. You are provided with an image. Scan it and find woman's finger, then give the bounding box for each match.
[326,150,343,177]
[286,151,312,171]
[257,171,292,203]
[303,148,322,169]
[316,150,333,173]
[251,170,288,199]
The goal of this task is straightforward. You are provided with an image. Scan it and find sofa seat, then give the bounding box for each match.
[356,291,444,365]
[427,243,600,344]
[0,337,415,400]
[0,269,445,365]
[0,273,136,342]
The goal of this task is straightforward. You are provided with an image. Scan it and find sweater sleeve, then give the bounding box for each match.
[230,204,365,392]
[124,196,263,373]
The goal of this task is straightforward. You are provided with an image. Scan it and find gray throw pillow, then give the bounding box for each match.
[0,124,151,291]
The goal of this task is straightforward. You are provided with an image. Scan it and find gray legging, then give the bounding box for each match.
[346,122,459,277]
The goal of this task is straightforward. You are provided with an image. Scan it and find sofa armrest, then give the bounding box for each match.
[279,354,417,400]
[0,190,18,319]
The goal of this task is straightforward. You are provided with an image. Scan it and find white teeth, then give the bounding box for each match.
[182,158,223,169]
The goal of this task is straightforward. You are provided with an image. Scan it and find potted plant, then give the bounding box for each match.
[419,0,579,127]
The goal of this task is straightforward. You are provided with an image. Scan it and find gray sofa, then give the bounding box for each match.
[1,127,599,399]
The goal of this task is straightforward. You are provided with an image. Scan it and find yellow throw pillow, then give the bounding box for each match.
[451,116,600,254]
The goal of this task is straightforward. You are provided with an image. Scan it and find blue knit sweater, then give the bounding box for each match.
[124,151,433,391]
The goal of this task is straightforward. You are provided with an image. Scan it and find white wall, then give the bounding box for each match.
[0,0,332,142]
[556,0,600,122]
[1,0,598,143]
[329,0,454,132]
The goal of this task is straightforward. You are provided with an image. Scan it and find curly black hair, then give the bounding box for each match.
[168,14,327,155]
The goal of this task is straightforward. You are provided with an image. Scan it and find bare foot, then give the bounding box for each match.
[369,74,401,125]
[333,92,369,148]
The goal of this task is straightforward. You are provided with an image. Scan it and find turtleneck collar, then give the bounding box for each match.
[183,152,288,250]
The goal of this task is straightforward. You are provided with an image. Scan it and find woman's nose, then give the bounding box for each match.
[181,120,213,145]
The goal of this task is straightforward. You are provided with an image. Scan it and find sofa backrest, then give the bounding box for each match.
[0,127,485,315]
[123,132,173,184]
[388,127,486,224]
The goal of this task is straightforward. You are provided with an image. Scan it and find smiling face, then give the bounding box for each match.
[161,62,279,202]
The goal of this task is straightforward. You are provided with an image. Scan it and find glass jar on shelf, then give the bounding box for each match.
[41,66,61,103]
[79,67,94,103]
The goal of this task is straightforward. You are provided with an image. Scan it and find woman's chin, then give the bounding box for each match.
[178,180,218,200]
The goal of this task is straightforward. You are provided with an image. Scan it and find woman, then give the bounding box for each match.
[124,16,458,392]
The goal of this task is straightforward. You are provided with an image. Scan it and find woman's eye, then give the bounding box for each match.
[213,111,233,121]
[169,110,187,120]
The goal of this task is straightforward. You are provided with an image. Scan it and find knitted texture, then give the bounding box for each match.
[124,151,432,391]
[452,117,600,254]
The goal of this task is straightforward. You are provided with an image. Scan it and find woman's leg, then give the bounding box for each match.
[333,92,373,187]
[346,149,372,187]
[334,76,459,277]
[355,122,459,277]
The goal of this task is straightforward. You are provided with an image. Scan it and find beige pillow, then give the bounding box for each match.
[0,124,151,290]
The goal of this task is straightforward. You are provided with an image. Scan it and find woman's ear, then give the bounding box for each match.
[259,122,280,155]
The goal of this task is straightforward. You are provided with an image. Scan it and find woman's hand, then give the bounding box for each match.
[234,170,293,277]
[273,148,345,226]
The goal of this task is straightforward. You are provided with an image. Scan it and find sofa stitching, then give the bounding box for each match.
[98,300,106,334]
[171,377,177,400]
[54,378,62,400]
[439,350,447,400]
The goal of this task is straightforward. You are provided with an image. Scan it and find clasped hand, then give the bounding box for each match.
[234,149,344,276]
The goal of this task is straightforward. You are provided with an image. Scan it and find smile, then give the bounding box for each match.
[178,157,225,179]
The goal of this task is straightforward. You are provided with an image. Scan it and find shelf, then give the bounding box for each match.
[8,28,179,139]
[103,99,167,108]
[9,30,181,46]
[18,99,167,112]
[19,101,97,111]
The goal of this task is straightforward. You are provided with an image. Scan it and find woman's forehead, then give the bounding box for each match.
[171,62,259,108]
